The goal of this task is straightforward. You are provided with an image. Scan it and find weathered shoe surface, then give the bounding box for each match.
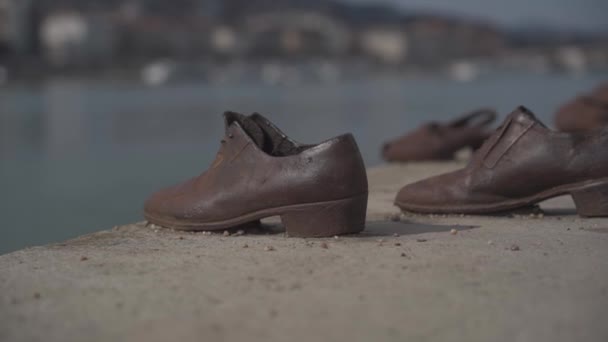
[555,83,608,132]
[382,108,496,162]
[396,106,608,216]
[144,112,368,237]
[590,82,608,103]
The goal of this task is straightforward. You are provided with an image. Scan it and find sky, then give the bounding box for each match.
[349,0,608,33]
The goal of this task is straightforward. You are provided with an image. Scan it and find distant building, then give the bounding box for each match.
[116,14,216,60]
[242,10,351,58]
[0,0,9,53]
[210,26,239,56]
[403,16,507,66]
[0,0,37,55]
[40,10,117,67]
[358,26,408,65]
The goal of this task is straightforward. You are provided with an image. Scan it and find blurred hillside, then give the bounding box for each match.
[0,0,607,80]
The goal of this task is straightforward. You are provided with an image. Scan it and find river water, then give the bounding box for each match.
[1,71,607,253]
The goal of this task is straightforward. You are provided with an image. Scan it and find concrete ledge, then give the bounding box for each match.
[2,162,608,342]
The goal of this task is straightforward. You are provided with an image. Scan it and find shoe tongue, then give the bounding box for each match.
[223,111,265,147]
[506,105,546,128]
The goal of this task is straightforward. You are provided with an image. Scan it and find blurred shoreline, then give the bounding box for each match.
[1,0,607,84]
[3,58,608,88]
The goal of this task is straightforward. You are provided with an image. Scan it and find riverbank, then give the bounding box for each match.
[2,162,608,342]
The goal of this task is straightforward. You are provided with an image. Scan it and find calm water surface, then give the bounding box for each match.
[1,72,607,253]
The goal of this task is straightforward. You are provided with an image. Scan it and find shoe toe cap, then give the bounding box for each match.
[395,179,440,208]
[143,187,173,218]
[144,178,195,219]
[394,170,471,210]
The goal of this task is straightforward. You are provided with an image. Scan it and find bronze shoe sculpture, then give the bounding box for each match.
[144,112,368,237]
[382,108,497,162]
[590,82,608,103]
[395,106,608,217]
[555,82,608,132]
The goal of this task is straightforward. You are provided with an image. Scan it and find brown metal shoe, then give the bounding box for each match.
[555,82,608,132]
[144,112,368,237]
[590,82,608,103]
[382,108,497,162]
[395,106,608,217]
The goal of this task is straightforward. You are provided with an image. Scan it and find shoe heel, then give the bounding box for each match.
[281,194,368,237]
[571,182,608,217]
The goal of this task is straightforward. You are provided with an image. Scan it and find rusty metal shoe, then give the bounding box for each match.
[144,112,368,237]
[555,83,608,132]
[395,106,608,217]
[382,108,497,162]
[590,82,608,103]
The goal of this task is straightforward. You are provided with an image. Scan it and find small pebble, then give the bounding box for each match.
[450,229,458,235]
[394,242,401,246]
[416,239,427,242]
[487,240,494,245]
[242,244,249,248]
[80,256,88,261]
[320,242,329,249]
[400,252,407,257]
[393,233,400,237]
[33,293,41,299]
[333,235,339,240]
[178,236,185,240]
[223,231,230,237]
[233,230,245,236]
[529,213,544,219]
[264,246,275,251]
[510,244,520,251]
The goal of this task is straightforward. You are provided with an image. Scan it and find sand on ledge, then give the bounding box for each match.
[1,162,608,342]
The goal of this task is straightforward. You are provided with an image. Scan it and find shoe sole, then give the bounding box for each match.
[395,178,608,217]
[144,193,368,237]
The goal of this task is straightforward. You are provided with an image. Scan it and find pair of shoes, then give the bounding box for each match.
[382,82,608,164]
[395,106,608,217]
[144,112,368,237]
[145,106,608,237]
[555,82,608,132]
[382,108,497,162]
